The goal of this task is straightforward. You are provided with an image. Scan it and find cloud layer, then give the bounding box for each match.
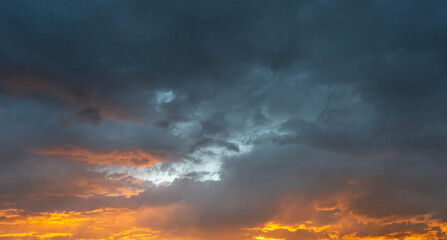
[1,0,447,239]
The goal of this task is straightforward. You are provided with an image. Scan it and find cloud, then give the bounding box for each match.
[72,107,102,125]
[31,146,167,167]
[1,0,447,239]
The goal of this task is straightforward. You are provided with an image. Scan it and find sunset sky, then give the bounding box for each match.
[1,1,447,240]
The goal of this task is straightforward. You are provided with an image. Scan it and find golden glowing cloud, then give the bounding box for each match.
[0,207,174,240]
[243,212,447,240]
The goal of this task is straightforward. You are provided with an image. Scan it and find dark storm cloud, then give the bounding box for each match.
[72,107,102,125]
[1,0,446,134]
[1,0,447,239]
[0,96,183,152]
[189,137,240,153]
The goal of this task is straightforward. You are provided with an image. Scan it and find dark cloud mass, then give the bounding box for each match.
[1,0,447,239]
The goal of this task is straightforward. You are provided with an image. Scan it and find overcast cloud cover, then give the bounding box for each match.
[1,1,447,239]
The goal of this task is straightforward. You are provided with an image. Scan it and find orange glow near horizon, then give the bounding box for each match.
[247,221,333,233]
[243,216,447,240]
[253,237,284,240]
[1,206,447,240]
[0,207,163,240]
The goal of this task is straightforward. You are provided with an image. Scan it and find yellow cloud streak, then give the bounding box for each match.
[0,207,161,240]
[245,221,332,233]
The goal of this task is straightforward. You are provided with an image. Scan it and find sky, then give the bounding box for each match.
[1,1,447,239]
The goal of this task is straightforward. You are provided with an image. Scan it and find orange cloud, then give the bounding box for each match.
[0,207,172,240]
[247,221,332,233]
[241,195,447,240]
[244,221,335,240]
[2,206,447,240]
[252,237,285,240]
[70,179,144,198]
[68,173,145,198]
[31,146,166,167]
[243,215,447,240]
